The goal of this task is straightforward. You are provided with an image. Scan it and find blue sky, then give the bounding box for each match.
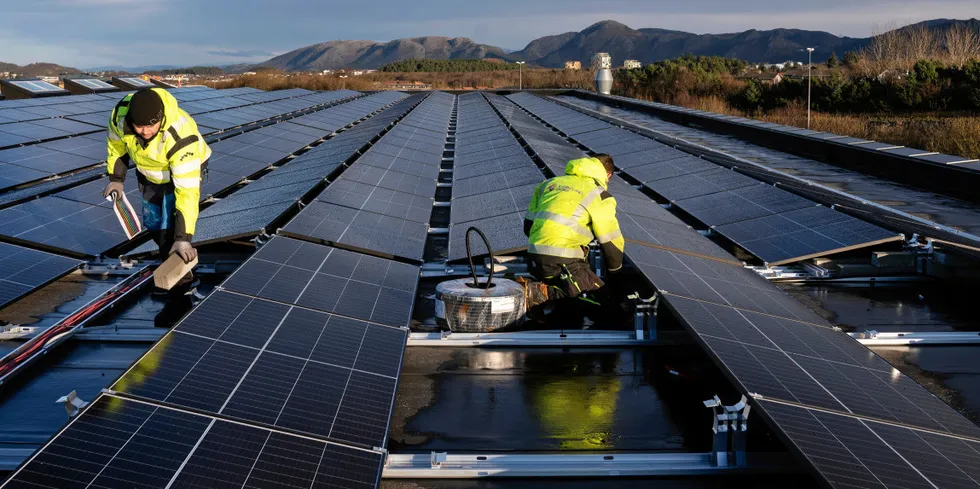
[2,0,978,69]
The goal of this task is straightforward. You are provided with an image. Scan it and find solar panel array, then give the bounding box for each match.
[188,91,416,246]
[4,234,410,488]
[0,241,81,310]
[502,92,980,488]
[282,92,454,262]
[0,89,369,257]
[507,92,902,266]
[0,87,359,194]
[485,93,735,264]
[588,91,980,168]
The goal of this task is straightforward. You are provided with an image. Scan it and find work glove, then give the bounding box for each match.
[102,181,124,200]
[170,240,198,264]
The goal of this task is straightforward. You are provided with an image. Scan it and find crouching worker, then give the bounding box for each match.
[522,154,628,327]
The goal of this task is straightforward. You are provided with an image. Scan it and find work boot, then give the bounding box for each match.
[153,276,197,328]
[154,294,194,328]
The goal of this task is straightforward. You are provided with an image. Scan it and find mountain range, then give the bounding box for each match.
[4,18,977,75]
[257,18,979,71]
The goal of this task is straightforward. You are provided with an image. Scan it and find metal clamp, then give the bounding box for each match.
[703,394,752,467]
[632,293,659,341]
[56,390,88,418]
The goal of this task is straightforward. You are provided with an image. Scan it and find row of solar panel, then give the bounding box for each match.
[442,93,541,261]
[0,91,374,257]
[483,93,737,266]
[4,234,417,488]
[0,87,273,146]
[0,88,361,192]
[280,92,455,262]
[187,91,414,246]
[594,91,980,168]
[500,93,980,488]
[508,93,903,266]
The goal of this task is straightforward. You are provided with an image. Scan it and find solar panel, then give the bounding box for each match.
[110,290,406,447]
[453,165,542,198]
[619,213,738,263]
[221,236,419,327]
[63,77,120,94]
[281,200,428,262]
[341,164,437,198]
[451,184,536,223]
[8,80,65,93]
[643,167,758,202]
[448,211,527,261]
[111,76,157,89]
[2,395,384,488]
[715,205,904,265]
[755,399,980,489]
[675,183,815,227]
[0,241,81,309]
[316,179,433,223]
[626,243,825,323]
[0,197,129,256]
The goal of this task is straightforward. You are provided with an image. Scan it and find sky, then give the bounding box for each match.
[2,0,978,69]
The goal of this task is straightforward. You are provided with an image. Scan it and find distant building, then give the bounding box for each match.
[738,72,784,85]
[623,59,642,70]
[380,80,432,90]
[564,61,582,70]
[39,75,60,84]
[321,70,333,74]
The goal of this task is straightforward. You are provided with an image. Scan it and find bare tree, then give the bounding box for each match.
[943,23,980,65]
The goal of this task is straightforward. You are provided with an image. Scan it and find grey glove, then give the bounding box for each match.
[170,240,198,264]
[103,181,124,200]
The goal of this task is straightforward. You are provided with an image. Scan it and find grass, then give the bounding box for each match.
[635,94,980,159]
[758,103,980,159]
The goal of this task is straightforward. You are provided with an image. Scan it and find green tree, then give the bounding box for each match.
[842,51,860,67]
[826,52,839,69]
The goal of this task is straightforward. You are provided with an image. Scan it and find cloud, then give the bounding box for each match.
[206,49,278,58]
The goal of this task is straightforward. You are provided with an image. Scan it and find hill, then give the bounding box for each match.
[0,62,81,77]
[257,18,979,71]
[258,36,509,71]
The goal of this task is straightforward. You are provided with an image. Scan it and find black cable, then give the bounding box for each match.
[465,226,494,289]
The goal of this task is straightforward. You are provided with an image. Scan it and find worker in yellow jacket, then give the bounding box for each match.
[102,88,211,326]
[523,154,626,325]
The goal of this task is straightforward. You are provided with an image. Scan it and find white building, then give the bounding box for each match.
[623,59,642,69]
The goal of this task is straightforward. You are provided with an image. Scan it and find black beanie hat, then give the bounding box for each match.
[127,88,164,126]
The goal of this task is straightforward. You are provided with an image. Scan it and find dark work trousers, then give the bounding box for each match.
[143,191,194,327]
[527,255,626,327]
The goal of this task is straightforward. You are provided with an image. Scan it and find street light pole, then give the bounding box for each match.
[516,61,525,90]
[806,47,814,129]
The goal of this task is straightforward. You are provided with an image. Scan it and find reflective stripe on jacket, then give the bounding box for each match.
[106,88,210,241]
[525,157,625,271]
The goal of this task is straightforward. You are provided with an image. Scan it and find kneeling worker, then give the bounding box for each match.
[102,88,211,327]
[523,154,626,325]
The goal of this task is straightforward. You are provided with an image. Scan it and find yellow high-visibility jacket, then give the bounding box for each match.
[524,157,625,271]
[106,88,210,241]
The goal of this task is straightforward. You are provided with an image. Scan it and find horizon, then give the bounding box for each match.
[2,0,978,69]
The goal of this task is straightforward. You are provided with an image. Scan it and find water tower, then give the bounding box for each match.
[592,52,613,94]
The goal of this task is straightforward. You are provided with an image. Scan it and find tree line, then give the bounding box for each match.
[379,58,518,73]
[616,29,980,114]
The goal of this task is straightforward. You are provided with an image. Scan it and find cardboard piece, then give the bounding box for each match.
[154,253,197,290]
